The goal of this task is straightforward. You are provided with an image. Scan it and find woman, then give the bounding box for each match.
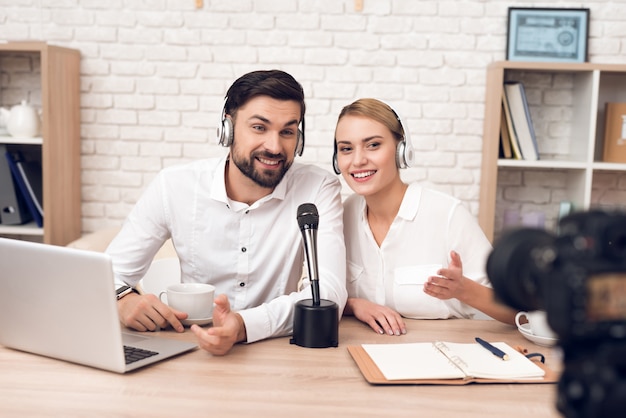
[333,98,516,336]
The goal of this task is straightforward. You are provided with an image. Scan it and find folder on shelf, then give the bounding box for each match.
[0,144,32,225]
[4,149,43,227]
[503,81,539,161]
[16,156,43,217]
[602,102,626,163]
[348,341,558,385]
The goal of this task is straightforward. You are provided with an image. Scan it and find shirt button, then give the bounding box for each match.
[241,247,247,252]
[245,210,249,214]
[239,282,245,287]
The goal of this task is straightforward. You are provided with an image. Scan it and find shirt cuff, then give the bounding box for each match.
[237,304,271,344]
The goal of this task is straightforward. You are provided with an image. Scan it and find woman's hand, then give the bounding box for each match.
[423,250,469,300]
[345,297,406,336]
[424,250,517,325]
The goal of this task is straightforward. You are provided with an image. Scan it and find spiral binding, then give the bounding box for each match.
[433,341,470,378]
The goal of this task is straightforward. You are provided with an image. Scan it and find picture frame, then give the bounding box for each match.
[506,8,590,63]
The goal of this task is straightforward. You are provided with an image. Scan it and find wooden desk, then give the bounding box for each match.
[0,318,562,417]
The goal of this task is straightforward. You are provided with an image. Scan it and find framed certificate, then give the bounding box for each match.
[506,8,590,63]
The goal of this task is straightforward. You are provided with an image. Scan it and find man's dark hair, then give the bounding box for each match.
[224,70,306,128]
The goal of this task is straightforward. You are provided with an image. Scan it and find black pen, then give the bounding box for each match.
[475,337,509,361]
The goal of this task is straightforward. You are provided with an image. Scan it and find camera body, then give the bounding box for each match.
[486,210,626,418]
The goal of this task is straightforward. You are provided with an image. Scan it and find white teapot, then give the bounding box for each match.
[0,100,41,138]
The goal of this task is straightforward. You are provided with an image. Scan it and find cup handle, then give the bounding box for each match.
[515,311,528,329]
[159,291,167,304]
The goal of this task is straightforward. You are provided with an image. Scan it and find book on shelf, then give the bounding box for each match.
[503,81,539,161]
[348,340,558,385]
[557,201,574,234]
[499,104,513,159]
[4,150,43,227]
[0,144,32,225]
[501,90,522,159]
[558,201,574,220]
[602,102,626,163]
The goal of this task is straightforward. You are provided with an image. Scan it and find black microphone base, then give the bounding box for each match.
[290,299,339,348]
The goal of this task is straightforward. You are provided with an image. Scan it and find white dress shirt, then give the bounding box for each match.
[106,157,347,343]
[343,183,493,319]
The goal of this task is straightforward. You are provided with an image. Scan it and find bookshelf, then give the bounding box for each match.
[479,61,626,242]
[0,42,81,246]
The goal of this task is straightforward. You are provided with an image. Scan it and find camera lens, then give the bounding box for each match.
[486,228,555,312]
[606,224,626,261]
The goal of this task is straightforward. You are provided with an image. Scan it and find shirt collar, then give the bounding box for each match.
[397,183,422,221]
[210,156,293,206]
[356,183,423,224]
[210,156,229,204]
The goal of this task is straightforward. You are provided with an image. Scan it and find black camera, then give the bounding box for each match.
[486,210,626,418]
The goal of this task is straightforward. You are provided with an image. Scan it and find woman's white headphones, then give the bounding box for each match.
[332,101,415,174]
[217,97,305,157]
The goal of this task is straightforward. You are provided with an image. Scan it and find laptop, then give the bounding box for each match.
[0,238,198,373]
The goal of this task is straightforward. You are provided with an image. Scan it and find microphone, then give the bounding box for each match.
[297,203,321,306]
[291,202,339,348]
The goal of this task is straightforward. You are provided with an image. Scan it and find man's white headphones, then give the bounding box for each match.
[332,101,416,174]
[217,97,305,157]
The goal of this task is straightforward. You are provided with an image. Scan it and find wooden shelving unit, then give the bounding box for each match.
[0,42,81,246]
[479,61,626,242]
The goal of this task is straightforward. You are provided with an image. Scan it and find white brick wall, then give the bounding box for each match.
[0,0,625,234]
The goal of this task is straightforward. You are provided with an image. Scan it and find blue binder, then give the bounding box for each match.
[4,149,42,227]
[0,144,32,225]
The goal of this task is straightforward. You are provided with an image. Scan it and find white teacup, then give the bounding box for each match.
[159,283,215,320]
[515,310,557,339]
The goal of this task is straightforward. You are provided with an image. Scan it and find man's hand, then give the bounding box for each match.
[190,294,247,356]
[118,293,186,333]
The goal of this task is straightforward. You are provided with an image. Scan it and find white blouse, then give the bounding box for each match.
[343,183,493,319]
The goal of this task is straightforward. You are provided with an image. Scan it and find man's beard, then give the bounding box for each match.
[231,148,292,189]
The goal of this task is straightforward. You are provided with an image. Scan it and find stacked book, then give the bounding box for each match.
[500,81,539,161]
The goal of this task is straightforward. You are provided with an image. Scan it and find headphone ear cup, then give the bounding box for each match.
[295,129,304,156]
[218,117,233,147]
[396,140,408,169]
[332,142,341,174]
[403,143,415,167]
[332,153,341,174]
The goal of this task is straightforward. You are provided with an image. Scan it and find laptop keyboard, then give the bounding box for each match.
[124,345,159,365]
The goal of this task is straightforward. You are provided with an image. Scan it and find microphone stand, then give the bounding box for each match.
[290,204,339,348]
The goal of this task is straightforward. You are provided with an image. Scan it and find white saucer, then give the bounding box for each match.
[518,324,558,347]
[181,317,212,327]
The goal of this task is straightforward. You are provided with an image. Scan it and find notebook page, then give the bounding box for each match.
[443,342,545,379]
[361,343,466,380]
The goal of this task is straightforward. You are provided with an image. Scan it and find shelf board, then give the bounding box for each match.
[592,161,626,171]
[0,135,43,145]
[497,159,588,170]
[0,222,43,236]
[491,61,626,73]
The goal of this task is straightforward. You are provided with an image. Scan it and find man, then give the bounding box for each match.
[107,70,347,355]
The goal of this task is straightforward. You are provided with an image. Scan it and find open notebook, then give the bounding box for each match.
[348,341,558,385]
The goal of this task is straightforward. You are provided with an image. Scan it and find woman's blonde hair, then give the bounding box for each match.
[335,98,404,143]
